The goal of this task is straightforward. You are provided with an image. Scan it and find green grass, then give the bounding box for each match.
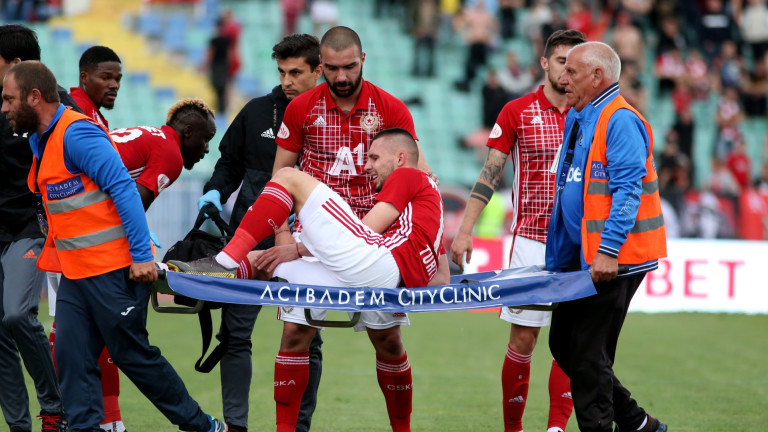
[24,307,768,431]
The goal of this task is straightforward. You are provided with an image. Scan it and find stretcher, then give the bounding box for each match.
[151,265,598,327]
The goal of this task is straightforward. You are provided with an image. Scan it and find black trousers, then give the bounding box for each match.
[549,273,649,432]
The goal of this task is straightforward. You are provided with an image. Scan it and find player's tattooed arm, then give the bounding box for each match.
[470,148,507,204]
[450,148,508,270]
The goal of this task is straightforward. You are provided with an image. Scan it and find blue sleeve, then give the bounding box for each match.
[63,121,153,263]
[598,110,649,258]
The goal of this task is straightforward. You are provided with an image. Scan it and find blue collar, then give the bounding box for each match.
[590,83,619,108]
[29,104,66,159]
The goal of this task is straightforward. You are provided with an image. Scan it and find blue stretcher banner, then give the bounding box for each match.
[163,266,596,313]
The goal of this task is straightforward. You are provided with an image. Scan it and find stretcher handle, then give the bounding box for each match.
[304,309,361,328]
[150,268,205,314]
[268,277,361,328]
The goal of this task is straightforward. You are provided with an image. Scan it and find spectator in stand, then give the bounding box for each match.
[525,0,554,58]
[714,85,744,160]
[696,0,740,64]
[564,1,591,37]
[739,0,768,60]
[453,0,500,92]
[541,6,566,55]
[740,53,768,117]
[499,0,521,40]
[672,106,695,163]
[411,0,439,77]
[437,0,462,46]
[309,0,338,37]
[670,77,693,116]
[754,161,768,192]
[726,138,753,190]
[496,51,535,99]
[655,15,688,57]
[619,60,647,113]
[684,48,711,100]
[708,157,742,200]
[281,0,305,36]
[611,10,645,71]
[654,46,685,94]
[221,9,242,93]
[204,17,232,115]
[618,0,653,28]
[716,39,745,90]
[461,68,512,151]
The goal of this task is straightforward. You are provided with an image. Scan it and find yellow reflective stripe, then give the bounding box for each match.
[54,225,126,251]
[586,214,665,234]
[46,190,111,214]
[586,179,659,196]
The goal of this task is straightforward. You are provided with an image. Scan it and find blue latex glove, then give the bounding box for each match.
[149,229,163,249]
[198,189,223,214]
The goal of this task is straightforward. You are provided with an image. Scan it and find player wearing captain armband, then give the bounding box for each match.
[169,128,449,432]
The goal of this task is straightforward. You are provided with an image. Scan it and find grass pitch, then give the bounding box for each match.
[25,306,768,431]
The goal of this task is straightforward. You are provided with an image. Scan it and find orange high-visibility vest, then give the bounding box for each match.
[28,109,133,279]
[581,96,667,264]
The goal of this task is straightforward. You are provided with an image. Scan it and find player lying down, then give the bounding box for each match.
[169,127,448,432]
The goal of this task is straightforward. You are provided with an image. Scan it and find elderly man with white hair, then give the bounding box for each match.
[544,41,668,432]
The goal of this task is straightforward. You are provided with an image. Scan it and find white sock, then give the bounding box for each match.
[215,251,238,269]
[100,420,126,432]
[547,427,564,432]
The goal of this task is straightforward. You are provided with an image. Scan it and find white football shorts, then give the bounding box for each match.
[499,235,551,327]
[275,183,407,331]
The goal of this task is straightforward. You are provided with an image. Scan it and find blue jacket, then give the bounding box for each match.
[545,83,658,276]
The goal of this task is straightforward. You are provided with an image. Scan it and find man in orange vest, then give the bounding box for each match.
[1,61,226,432]
[546,42,668,432]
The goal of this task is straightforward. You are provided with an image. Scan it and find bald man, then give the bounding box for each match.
[545,42,668,432]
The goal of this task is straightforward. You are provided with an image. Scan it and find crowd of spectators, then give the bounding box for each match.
[433,0,768,241]
[6,0,768,240]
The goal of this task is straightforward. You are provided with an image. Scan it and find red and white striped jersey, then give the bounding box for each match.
[276,81,417,231]
[375,168,444,288]
[111,125,183,197]
[486,85,568,243]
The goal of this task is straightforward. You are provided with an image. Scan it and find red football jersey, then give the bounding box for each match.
[111,125,183,197]
[69,87,109,130]
[486,85,568,243]
[376,168,444,288]
[276,81,417,231]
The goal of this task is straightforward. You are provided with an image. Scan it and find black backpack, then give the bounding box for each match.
[161,206,234,373]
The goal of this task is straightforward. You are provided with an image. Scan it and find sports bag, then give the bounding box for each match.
[162,205,234,373]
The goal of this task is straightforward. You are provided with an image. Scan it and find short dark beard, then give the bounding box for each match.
[12,101,40,135]
[549,73,566,94]
[326,66,363,98]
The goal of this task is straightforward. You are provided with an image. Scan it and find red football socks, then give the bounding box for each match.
[547,359,573,430]
[236,259,251,279]
[274,350,310,432]
[222,182,293,263]
[502,345,531,432]
[376,353,412,432]
[99,348,122,423]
